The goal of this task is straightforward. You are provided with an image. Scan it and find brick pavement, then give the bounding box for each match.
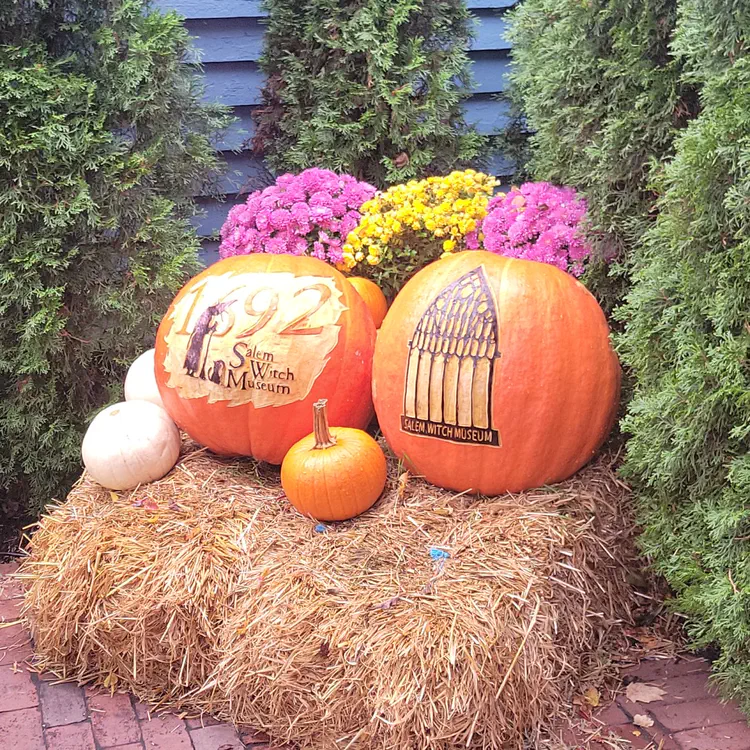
[2,563,750,749]
[561,656,750,749]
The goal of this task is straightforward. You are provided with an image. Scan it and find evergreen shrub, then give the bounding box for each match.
[506,0,695,309]
[253,0,484,188]
[617,0,750,705]
[0,0,229,514]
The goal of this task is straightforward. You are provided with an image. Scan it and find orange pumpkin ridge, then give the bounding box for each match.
[281,399,387,521]
[155,254,375,463]
[372,251,620,495]
[348,277,388,328]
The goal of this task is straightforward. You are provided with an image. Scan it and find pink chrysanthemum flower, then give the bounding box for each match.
[218,168,377,265]
[481,182,592,276]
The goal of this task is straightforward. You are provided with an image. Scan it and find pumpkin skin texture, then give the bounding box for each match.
[155,254,375,463]
[373,251,620,495]
[124,349,165,409]
[348,277,388,329]
[281,400,387,521]
[81,401,181,490]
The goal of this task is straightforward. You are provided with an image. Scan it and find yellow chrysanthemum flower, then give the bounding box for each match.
[344,169,498,275]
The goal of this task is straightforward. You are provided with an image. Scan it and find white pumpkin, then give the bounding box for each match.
[124,348,164,409]
[82,401,181,490]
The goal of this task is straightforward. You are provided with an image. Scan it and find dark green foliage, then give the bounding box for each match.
[0,0,229,513]
[488,118,532,185]
[617,0,750,706]
[506,0,695,310]
[253,0,484,187]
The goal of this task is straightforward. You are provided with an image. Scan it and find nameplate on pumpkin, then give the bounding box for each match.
[400,416,500,446]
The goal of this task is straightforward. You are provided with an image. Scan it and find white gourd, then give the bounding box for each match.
[82,401,181,490]
[124,348,164,409]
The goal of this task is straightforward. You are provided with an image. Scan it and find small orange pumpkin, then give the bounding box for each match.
[281,399,387,521]
[348,277,388,328]
[373,251,620,495]
[155,254,375,463]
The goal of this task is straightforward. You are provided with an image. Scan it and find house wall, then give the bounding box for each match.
[155,0,517,263]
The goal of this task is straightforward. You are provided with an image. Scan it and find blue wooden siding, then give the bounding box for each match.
[155,0,516,252]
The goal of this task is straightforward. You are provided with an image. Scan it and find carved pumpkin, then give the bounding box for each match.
[124,349,165,409]
[155,254,375,463]
[281,399,387,521]
[348,277,388,329]
[372,251,620,495]
[82,401,181,490]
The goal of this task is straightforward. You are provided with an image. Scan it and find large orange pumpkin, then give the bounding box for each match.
[373,251,620,495]
[155,254,375,463]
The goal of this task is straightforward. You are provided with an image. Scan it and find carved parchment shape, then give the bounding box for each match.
[163,271,346,408]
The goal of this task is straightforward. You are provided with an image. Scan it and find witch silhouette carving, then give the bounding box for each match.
[184,299,235,380]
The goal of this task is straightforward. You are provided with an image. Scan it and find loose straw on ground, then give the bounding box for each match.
[21,440,640,749]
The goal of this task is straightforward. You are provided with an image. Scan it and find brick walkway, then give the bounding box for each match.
[2,564,750,749]
[584,655,750,750]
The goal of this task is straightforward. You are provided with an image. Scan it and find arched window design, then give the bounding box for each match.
[401,266,501,446]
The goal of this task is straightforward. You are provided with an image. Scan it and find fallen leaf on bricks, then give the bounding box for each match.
[625,682,666,704]
[574,687,601,707]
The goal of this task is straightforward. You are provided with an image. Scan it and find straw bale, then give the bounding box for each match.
[20,439,640,749]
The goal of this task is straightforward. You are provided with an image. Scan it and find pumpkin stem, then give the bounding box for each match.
[313,399,337,449]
